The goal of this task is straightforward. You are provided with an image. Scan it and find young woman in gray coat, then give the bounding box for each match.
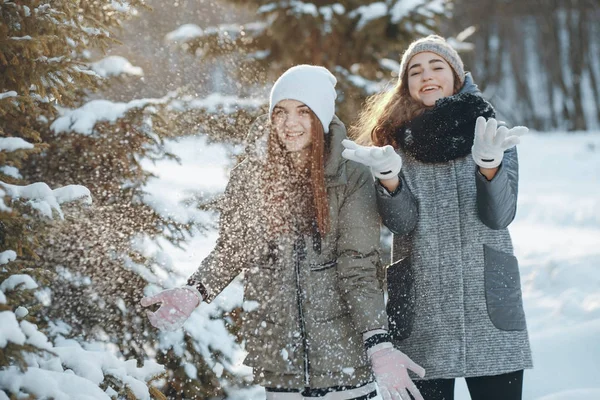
[141,65,425,400]
[342,36,533,400]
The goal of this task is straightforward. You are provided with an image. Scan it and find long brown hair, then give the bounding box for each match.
[350,69,462,147]
[262,111,330,237]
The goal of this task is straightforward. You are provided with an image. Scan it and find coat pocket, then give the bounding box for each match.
[242,315,302,374]
[483,245,527,331]
[309,261,346,321]
[309,315,369,373]
[386,257,416,341]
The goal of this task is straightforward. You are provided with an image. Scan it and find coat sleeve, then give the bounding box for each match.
[375,174,419,235]
[475,146,519,230]
[188,161,265,302]
[336,162,389,334]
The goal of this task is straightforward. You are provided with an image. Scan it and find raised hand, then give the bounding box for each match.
[341,139,402,180]
[140,287,202,331]
[370,346,425,400]
[471,117,528,169]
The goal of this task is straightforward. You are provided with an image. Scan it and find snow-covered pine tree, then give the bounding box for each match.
[1,1,170,398]
[26,95,235,400]
[170,0,450,122]
[1,2,258,398]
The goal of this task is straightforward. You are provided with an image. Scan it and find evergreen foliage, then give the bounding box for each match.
[0,1,222,398]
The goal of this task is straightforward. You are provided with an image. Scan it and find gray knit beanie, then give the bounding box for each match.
[398,35,465,86]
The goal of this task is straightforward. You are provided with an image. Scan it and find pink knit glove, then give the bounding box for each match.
[369,346,426,400]
[141,287,202,331]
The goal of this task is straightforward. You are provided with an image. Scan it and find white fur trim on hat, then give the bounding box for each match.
[269,65,337,133]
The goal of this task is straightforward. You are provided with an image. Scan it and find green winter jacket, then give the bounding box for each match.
[190,114,388,389]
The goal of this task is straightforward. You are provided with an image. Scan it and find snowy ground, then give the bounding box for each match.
[499,132,600,400]
[143,130,600,399]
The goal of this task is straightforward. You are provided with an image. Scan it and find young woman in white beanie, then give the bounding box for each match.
[141,65,425,400]
[342,36,533,400]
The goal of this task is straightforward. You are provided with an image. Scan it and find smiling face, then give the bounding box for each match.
[272,99,314,154]
[407,51,456,106]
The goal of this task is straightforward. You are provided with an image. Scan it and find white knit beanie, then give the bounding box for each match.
[398,35,465,86]
[269,65,337,133]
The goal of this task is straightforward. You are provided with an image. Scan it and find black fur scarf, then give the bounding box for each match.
[395,92,495,163]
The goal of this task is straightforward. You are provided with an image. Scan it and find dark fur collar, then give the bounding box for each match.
[395,92,495,163]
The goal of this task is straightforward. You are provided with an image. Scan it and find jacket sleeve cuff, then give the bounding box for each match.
[374,175,419,235]
[363,329,393,356]
[474,148,519,230]
[186,278,209,301]
[375,177,401,198]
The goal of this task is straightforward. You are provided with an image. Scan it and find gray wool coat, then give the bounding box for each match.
[377,91,533,379]
[190,115,388,389]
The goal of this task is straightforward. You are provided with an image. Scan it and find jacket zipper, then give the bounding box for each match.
[294,235,310,386]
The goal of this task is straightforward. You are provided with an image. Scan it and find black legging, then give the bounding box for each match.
[412,370,524,400]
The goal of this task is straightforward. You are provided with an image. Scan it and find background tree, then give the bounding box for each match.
[170,0,451,124]
[445,0,600,131]
[1,1,171,397]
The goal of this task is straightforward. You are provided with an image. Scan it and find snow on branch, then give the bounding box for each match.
[0,181,92,219]
[52,185,93,205]
[0,274,38,292]
[380,58,401,73]
[258,0,344,17]
[0,91,18,100]
[277,1,317,16]
[90,56,144,78]
[0,367,111,399]
[169,93,265,114]
[165,24,204,42]
[52,337,164,393]
[0,312,26,347]
[347,0,444,32]
[110,0,132,13]
[165,22,267,43]
[391,0,417,22]
[446,26,477,52]
[71,65,102,77]
[319,4,346,22]
[349,2,387,30]
[336,66,386,95]
[390,0,447,36]
[0,137,34,152]
[0,318,165,399]
[0,250,17,266]
[51,97,166,135]
[0,166,22,179]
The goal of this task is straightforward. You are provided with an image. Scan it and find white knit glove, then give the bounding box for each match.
[141,287,203,331]
[471,117,528,168]
[341,139,402,180]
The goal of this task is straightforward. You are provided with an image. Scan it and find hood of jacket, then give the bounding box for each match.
[460,72,480,95]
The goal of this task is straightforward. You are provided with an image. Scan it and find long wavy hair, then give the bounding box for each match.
[350,68,462,147]
[262,111,330,238]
